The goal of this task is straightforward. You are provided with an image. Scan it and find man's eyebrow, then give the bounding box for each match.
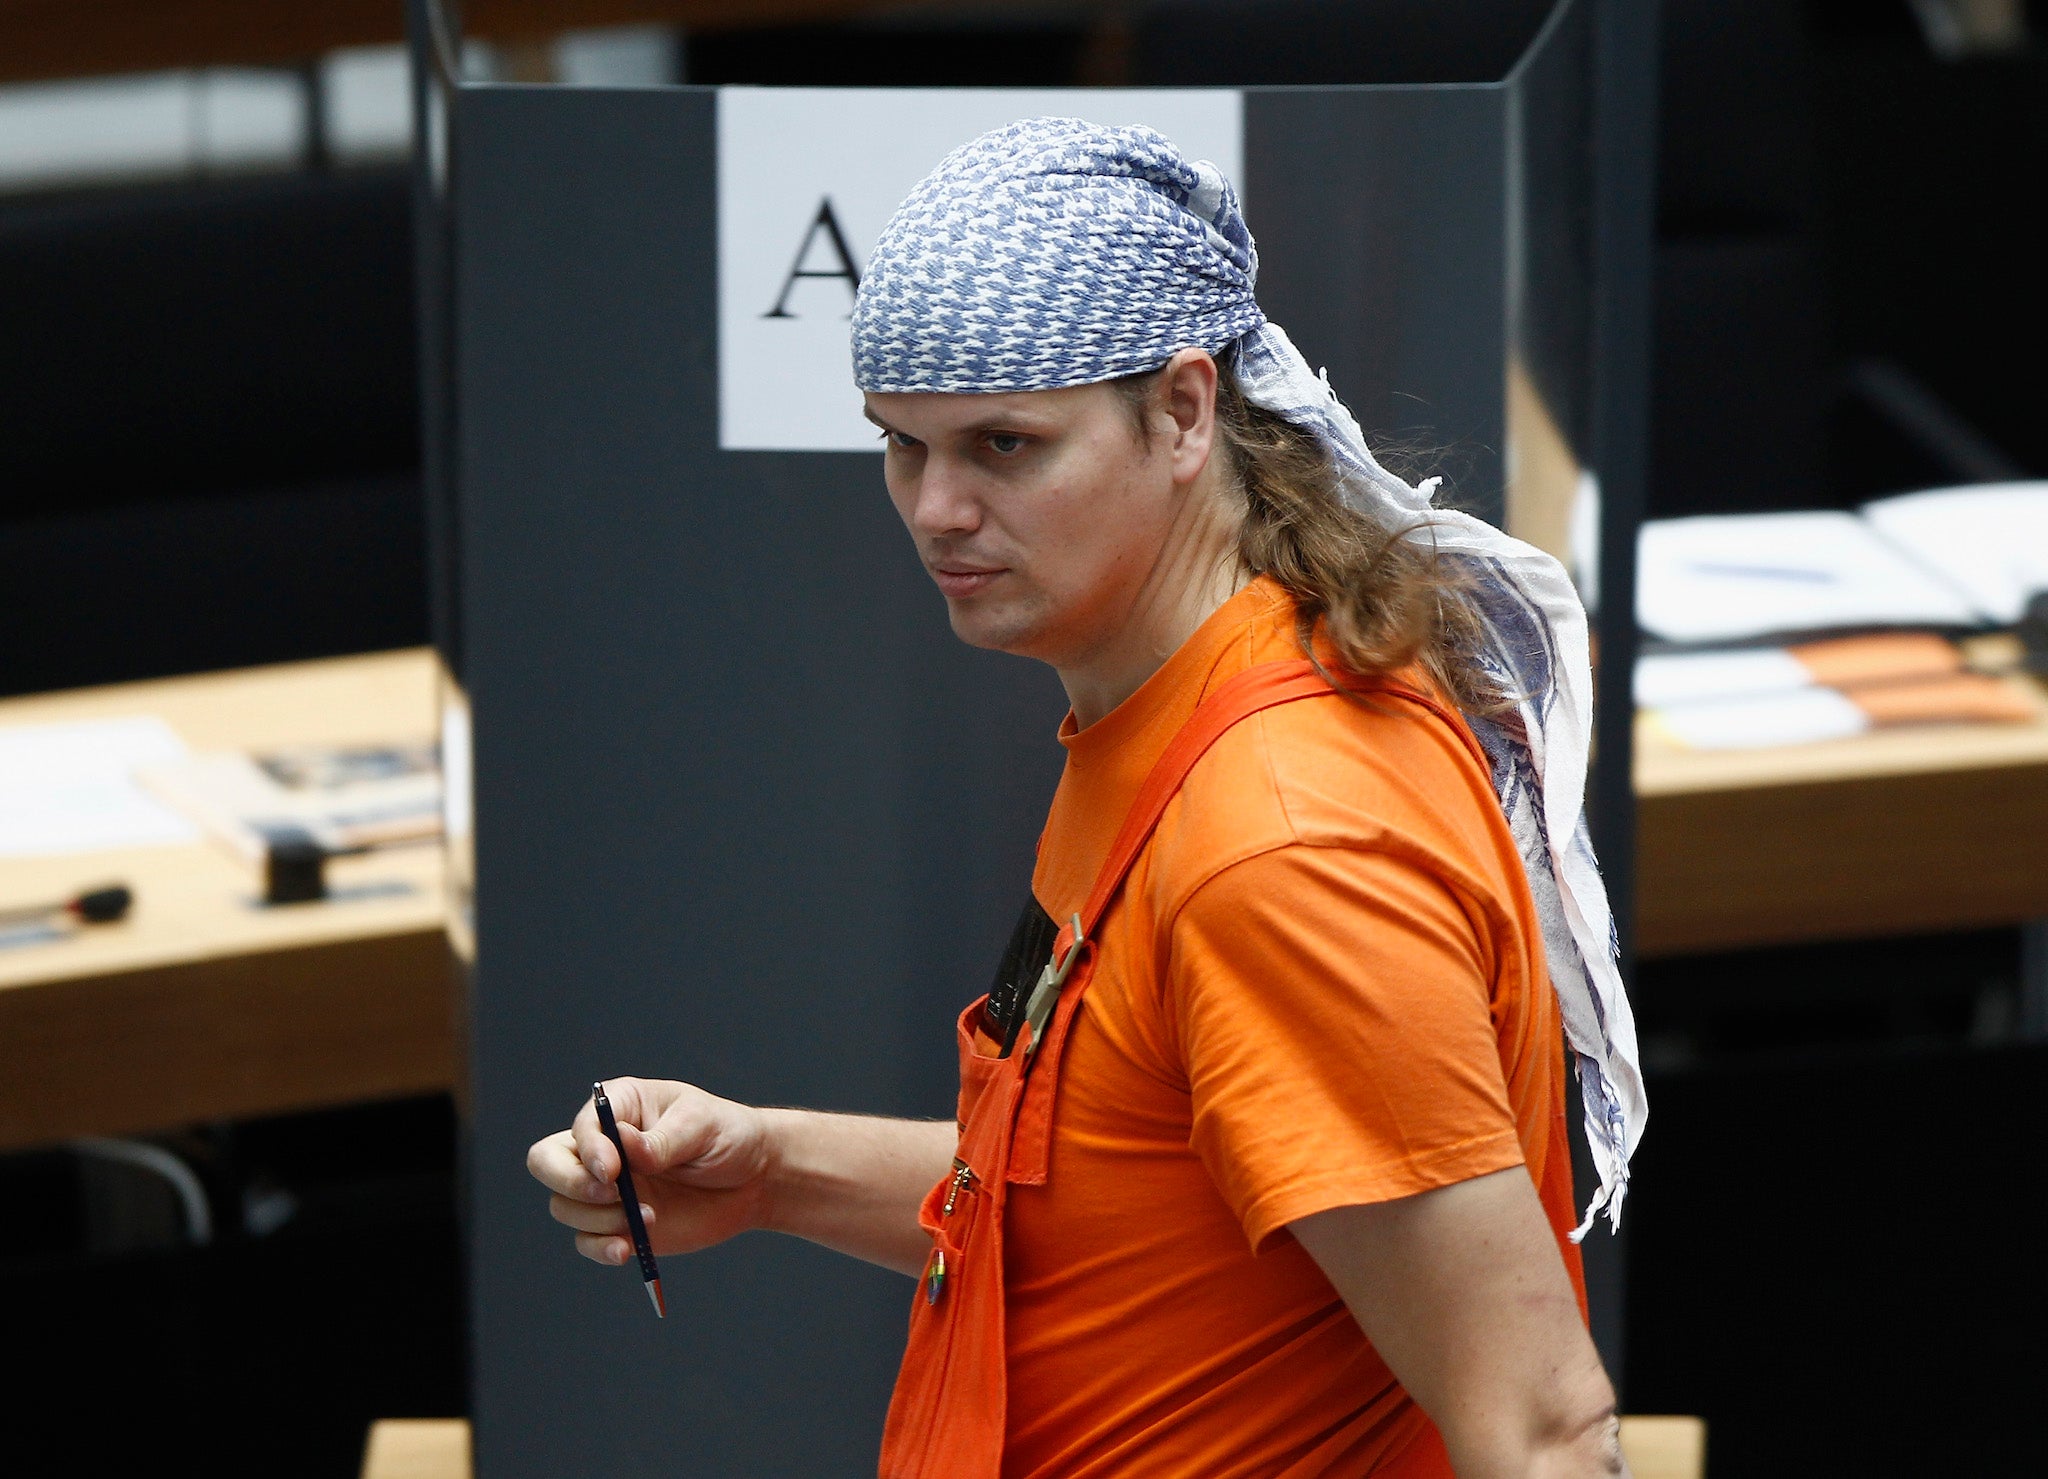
[861,406,1050,438]
[959,415,1048,435]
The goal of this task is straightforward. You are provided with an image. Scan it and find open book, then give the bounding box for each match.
[1637,481,2048,647]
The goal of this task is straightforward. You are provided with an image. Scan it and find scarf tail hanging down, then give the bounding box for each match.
[852,117,1646,1234]
[1234,321,1647,1236]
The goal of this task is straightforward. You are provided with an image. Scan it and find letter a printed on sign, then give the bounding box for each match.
[763,198,863,319]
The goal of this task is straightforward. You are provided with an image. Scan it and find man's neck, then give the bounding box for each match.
[1057,501,1251,730]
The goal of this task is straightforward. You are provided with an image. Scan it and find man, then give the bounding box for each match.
[529,118,1645,1477]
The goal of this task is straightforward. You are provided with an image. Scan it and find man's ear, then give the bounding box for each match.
[1161,349,1220,485]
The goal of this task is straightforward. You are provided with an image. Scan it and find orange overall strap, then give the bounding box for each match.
[1008,660,1394,1184]
[1078,659,1341,939]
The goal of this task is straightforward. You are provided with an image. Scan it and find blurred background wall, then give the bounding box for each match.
[2,4,2042,1475]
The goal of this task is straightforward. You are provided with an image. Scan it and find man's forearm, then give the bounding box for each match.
[1292,1173,1630,1479]
[757,1109,956,1276]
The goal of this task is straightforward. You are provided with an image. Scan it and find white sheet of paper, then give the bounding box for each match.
[1862,480,2048,624]
[1636,510,1982,644]
[1649,687,1870,751]
[0,715,200,857]
[1635,647,1810,708]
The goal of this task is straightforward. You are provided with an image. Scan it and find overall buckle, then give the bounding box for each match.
[1020,914,1085,1059]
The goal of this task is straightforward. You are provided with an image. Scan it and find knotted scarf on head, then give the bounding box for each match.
[852,117,1645,1235]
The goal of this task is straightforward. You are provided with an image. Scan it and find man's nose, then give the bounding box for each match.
[908,458,982,538]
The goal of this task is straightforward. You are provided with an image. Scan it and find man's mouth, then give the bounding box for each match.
[931,563,1006,599]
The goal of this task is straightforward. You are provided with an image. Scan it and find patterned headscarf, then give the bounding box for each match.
[852,117,1644,1235]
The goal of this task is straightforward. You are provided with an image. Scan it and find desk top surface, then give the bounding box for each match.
[0,649,446,994]
[5,643,2045,994]
[1634,661,2048,797]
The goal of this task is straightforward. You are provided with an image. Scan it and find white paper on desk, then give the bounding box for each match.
[1637,511,1982,644]
[1649,687,1871,750]
[0,716,200,856]
[1635,648,1811,708]
[1862,481,2048,624]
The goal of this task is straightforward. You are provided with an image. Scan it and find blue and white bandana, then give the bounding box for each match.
[854,117,1645,1235]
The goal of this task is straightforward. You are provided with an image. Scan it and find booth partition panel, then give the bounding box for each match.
[416,3,1635,1468]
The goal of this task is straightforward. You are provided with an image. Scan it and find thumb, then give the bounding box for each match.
[624,1113,705,1174]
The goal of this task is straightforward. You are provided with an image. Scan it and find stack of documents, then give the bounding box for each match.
[1636,482,2048,750]
[138,743,442,863]
[1638,633,2034,750]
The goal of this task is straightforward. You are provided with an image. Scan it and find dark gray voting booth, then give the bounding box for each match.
[411,1,1651,1472]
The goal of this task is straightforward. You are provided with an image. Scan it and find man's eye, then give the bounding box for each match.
[882,430,921,451]
[986,433,1026,456]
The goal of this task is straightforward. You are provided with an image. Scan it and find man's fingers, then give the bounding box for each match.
[621,1119,681,1173]
[575,1231,632,1267]
[570,1096,615,1186]
[575,1078,686,1181]
[527,1131,594,1195]
[550,1193,624,1235]
[549,1192,655,1236]
[614,1108,683,1175]
[529,1130,616,1201]
[551,1086,696,1197]
[634,1087,739,1176]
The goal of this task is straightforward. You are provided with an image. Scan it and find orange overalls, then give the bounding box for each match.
[878,659,1378,1479]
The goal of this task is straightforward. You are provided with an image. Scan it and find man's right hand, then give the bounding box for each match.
[529,1083,957,1278]
[527,1077,775,1268]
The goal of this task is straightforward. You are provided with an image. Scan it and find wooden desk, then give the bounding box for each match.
[356,1416,1706,1479]
[0,650,455,1152]
[1634,660,2048,957]
[361,1420,471,1479]
[9,641,2043,1146]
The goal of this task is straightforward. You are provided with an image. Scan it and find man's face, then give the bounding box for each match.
[865,382,1181,668]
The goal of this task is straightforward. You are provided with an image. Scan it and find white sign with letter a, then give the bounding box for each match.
[716,87,1244,453]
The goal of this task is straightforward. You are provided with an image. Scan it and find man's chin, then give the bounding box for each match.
[944,597,1045,659]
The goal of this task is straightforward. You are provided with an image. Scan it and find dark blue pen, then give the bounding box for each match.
[592,1080,666,1318]
[1684,560,1837,584]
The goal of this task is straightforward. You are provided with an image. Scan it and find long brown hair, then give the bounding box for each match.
[1118,350,1501,713]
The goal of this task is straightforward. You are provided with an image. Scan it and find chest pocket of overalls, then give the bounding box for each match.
[879,901,1073,1479]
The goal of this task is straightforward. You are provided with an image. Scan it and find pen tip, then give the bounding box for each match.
[647,1278,666,1319]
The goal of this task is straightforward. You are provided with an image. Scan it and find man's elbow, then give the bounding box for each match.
[1444,1373,1627,1479]
[1528,1370,1627,1479]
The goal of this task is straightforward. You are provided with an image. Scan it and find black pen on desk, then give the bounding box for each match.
[591,1080,666,1319]
[0,884,133,930]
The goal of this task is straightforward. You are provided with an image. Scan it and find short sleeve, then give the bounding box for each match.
[1170,842,1526,1252]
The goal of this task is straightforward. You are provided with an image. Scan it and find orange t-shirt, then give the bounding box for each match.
[1002,576,1582,1477]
